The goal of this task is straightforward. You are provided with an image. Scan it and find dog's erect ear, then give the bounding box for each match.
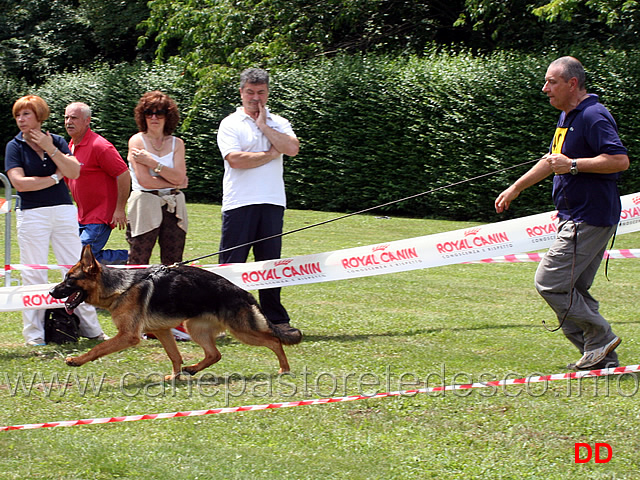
[80,244,101,275]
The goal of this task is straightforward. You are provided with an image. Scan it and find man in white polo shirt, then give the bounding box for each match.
[217,68,301,335]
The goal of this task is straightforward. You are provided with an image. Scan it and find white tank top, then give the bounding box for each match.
[130,135,176,193]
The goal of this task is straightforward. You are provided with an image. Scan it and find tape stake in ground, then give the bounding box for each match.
[2,364,638,432]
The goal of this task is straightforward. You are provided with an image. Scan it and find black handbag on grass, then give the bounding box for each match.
[44,308,80,344]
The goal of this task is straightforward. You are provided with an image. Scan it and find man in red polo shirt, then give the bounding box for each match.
[65,102,130,264]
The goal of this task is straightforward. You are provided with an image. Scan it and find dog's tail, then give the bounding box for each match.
[270,323,303,345]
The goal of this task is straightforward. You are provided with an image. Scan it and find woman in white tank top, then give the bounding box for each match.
[126,91,188,265]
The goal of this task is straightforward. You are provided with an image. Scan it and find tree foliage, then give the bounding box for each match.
[1,0,636,90]
[532,0,640,44]
[0,0,150,84]
[138,0,640,99]
[2,0,640,224]
[458,0,640,49]
[533,0,640,24]
[457,0,618,49]
[6,50,639,222]
[140,0,467,82]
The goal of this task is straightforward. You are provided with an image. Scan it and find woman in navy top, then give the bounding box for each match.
[5,95,106,346]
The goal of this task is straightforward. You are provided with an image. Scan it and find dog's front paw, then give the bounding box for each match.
[164,372,190,382]
[65,357,81,367]
[180,366,198,376]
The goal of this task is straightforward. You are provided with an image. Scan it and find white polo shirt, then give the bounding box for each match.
[217,107,296,212]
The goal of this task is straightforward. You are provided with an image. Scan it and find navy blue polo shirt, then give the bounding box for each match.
[4,132,74,210]
[550,94,627,226]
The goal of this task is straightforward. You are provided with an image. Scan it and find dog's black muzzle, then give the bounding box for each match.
[50,282,87,315]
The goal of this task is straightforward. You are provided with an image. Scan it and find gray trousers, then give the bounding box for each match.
[534,220,618,362]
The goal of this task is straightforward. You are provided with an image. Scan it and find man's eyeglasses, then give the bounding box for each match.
[144,109,167,118]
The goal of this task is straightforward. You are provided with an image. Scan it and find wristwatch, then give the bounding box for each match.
[50,174,60,184]
[153,163,164,173]
[570,159,578,175]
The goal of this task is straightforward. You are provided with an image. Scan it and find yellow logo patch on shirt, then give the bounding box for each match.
[551,127,568,154]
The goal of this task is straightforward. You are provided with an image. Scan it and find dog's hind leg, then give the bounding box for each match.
[151,329,185,381]
[180,317,223,376]
[223,306,292,373]
[228,328,291,374]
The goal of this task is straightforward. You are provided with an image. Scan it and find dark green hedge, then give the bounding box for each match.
[272,52,555,221]
[272,49,640,221]
[2,49,639,222]
[25,63,233,202]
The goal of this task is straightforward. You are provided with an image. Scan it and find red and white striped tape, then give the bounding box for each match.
[4,263,151,271]
[2,364,638,431]
[468,248,640,264]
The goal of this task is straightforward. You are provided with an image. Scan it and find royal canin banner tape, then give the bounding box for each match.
[2,192,640,312]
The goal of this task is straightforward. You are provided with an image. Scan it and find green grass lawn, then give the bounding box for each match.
[1,203,639,479]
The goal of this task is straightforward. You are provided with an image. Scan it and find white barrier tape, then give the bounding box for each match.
[3,192,640,312]
[7,248,640,271]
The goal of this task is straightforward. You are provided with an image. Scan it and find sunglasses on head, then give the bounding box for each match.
[144,109,167,118]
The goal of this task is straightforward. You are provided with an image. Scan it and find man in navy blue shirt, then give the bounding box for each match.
[495,56,629,370]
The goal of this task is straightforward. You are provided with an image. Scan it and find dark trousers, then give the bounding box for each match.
[219,204,290,324]
[126,205,186,266]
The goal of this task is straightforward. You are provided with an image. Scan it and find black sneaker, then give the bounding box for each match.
[272,323,301,335]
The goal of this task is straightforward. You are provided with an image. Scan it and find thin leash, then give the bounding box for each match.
[175,157,543,266]
[540,172,618,333]
[542,212,619,334]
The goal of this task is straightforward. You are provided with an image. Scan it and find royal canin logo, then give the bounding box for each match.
[526,213,559,238]
[242,262,322,283]
[436,228,510,253]
[620,201,640,220]
[23,294,64,308]
[274,258,294,266]
[341,245,419,269]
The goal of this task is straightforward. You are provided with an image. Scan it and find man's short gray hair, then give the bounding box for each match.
[240,68,269,89]
[67,102,92,118]
[551,56,586,90]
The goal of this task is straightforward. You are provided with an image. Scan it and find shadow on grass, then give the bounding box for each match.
[302,322,540,343]
[2,318,638,361]
[0,334,234,361]
[0,338,111,361]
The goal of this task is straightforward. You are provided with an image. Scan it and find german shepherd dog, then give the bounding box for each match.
[50,245,302,380]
